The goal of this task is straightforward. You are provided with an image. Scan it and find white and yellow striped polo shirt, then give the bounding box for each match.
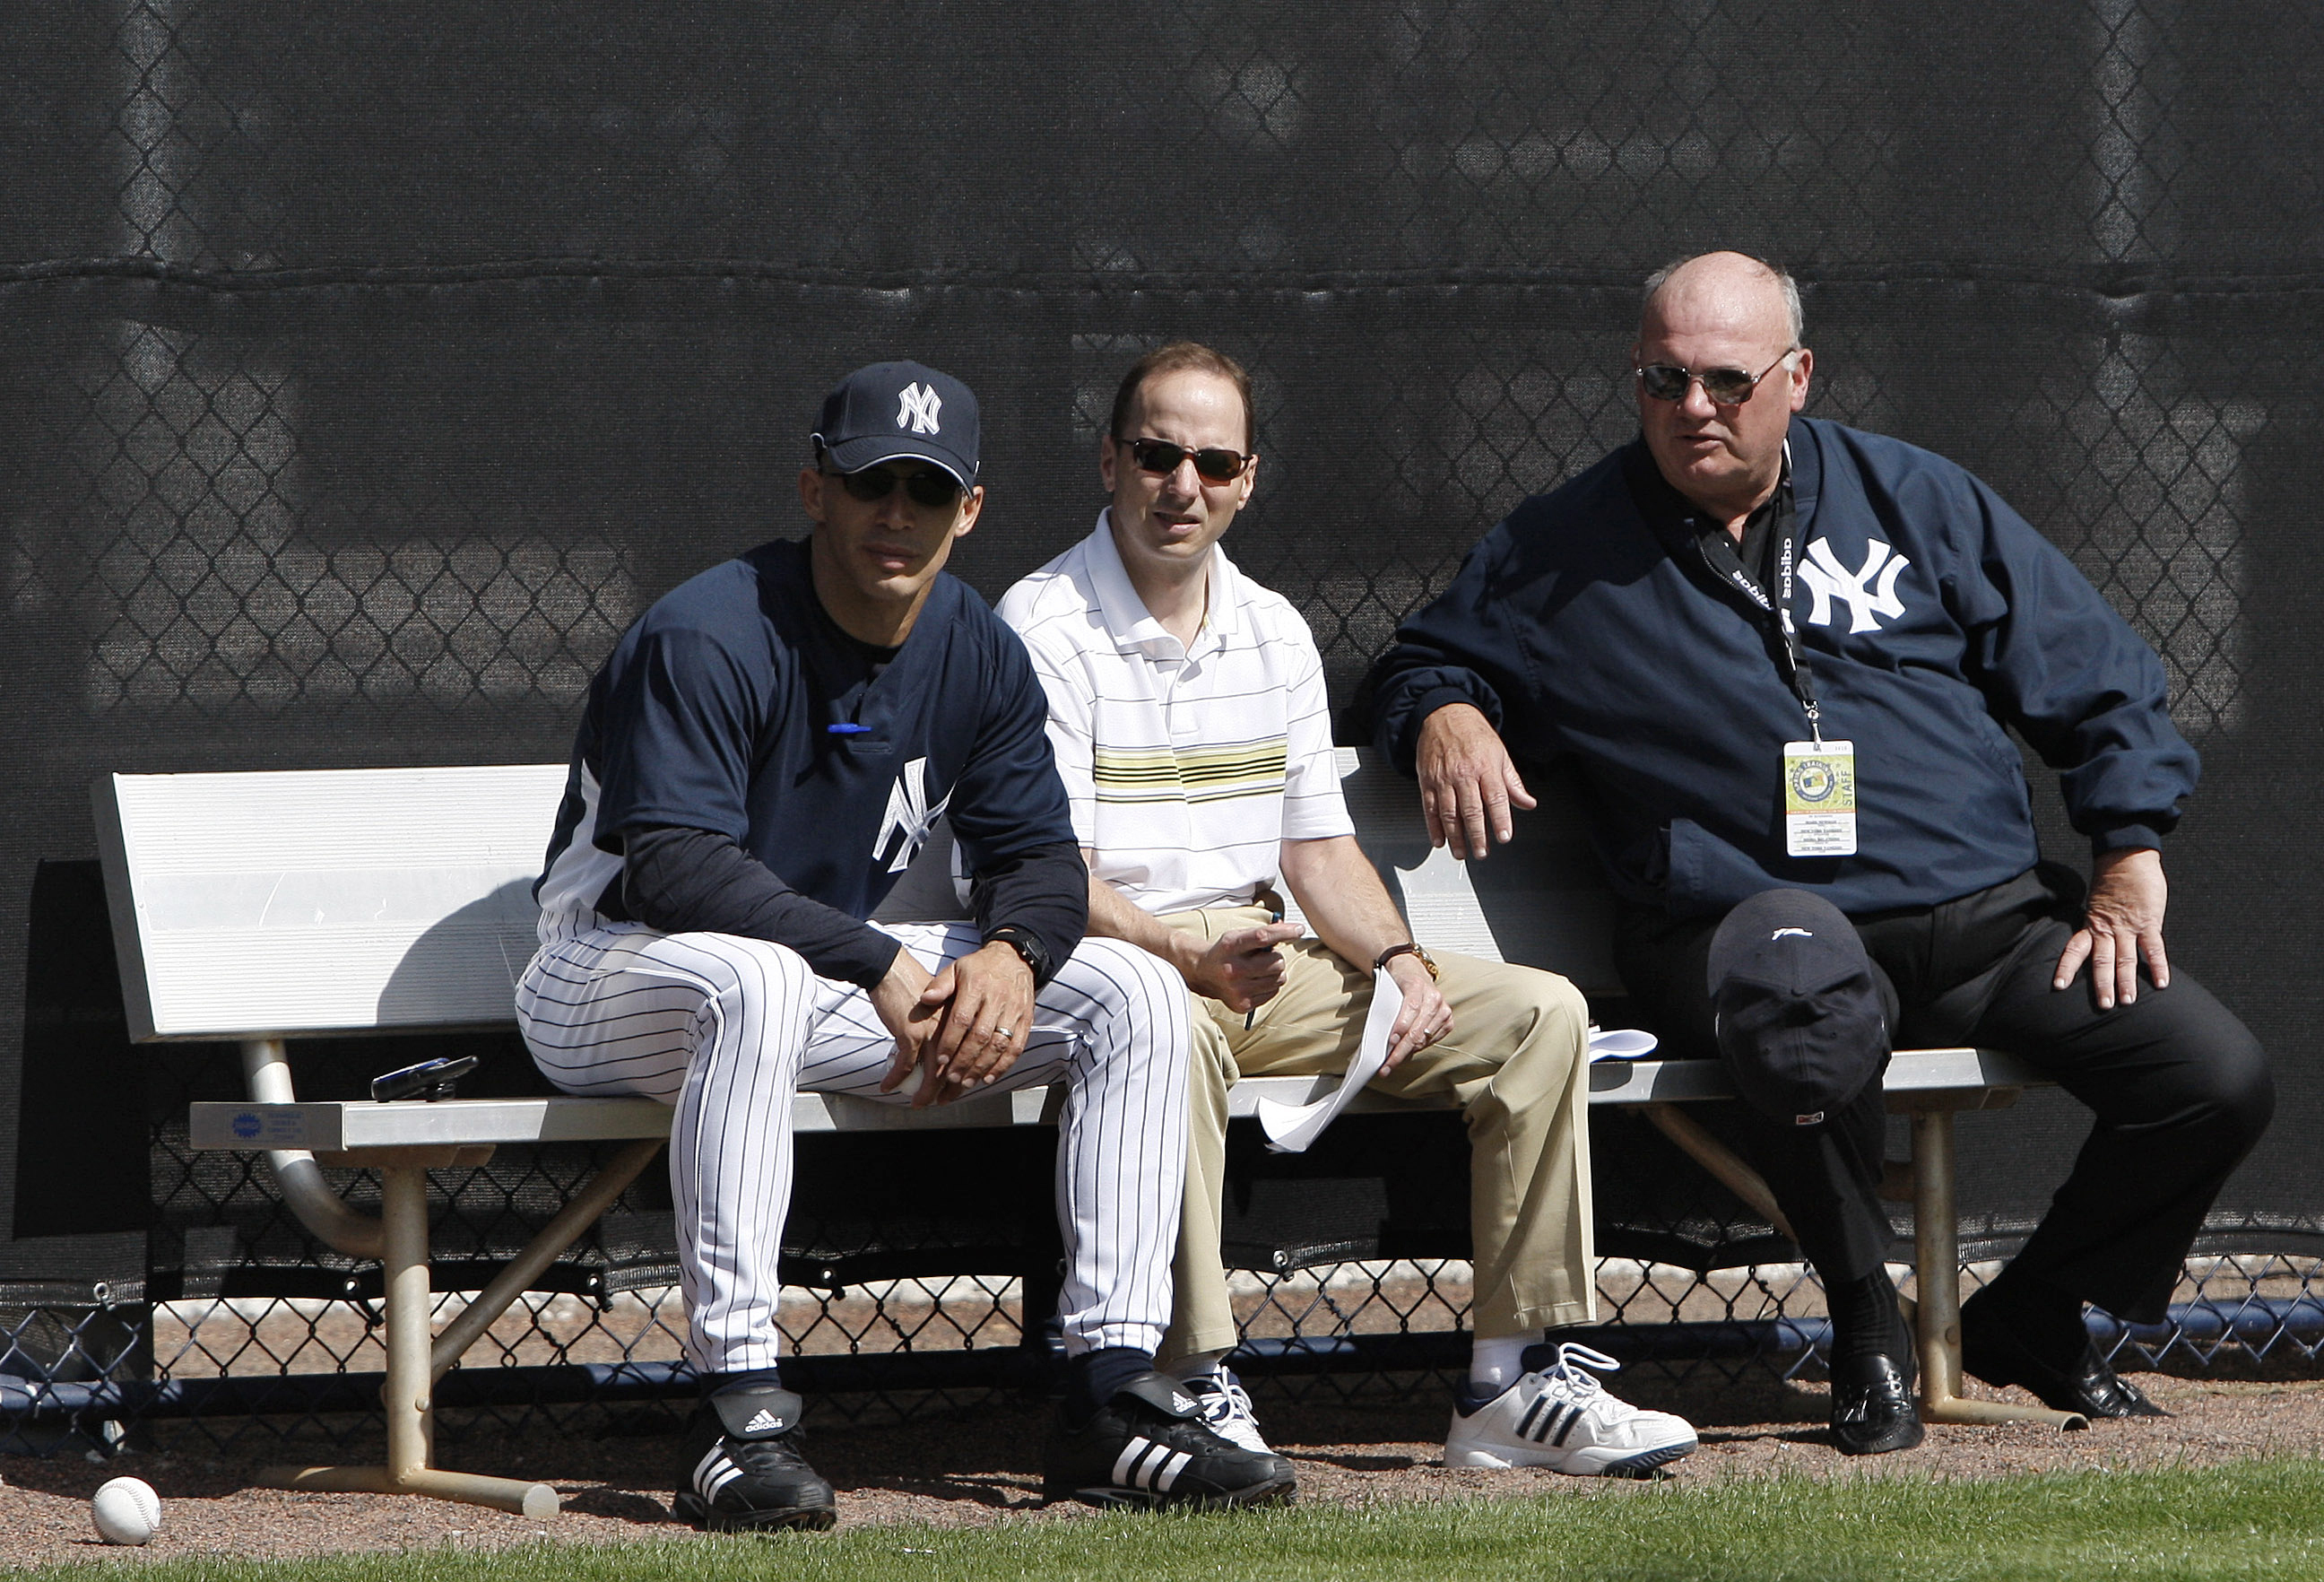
[998,511,1353,916]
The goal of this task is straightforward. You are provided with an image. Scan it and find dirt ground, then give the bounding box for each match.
[5,1367,2323,1567]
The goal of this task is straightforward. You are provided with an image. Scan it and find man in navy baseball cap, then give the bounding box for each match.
[1705,888,1918,1456]
[811,360,981,489]
[512,352,1291,1532]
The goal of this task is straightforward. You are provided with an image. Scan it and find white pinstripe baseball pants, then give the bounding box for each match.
[515,921,1187,1375]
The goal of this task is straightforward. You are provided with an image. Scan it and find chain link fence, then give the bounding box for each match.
[16,1250,2324,1454]
[6,0,2323,1450]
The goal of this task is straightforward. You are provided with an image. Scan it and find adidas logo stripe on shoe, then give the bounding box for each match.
[1111,1436,1195,1493]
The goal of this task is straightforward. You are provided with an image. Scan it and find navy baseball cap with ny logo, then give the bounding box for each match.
[1706,889,1893,1127]
[811,361,981,488]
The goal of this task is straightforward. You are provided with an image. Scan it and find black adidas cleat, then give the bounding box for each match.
[1043,1371,1297,1510]
[671,1382,837,1533]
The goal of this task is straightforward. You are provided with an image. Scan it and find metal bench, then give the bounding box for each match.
[95,764,1050,1520]
[93,757,2073,1518]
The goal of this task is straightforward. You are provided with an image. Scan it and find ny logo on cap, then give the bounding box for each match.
[897,382,942,435]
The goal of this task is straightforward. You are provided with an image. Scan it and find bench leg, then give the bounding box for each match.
[243,1038,386,1261]
[263,1163,563,1519]
[1640,1103,1796,1241]
[1911,1108,2088,1431]
[429,1137,665,1382]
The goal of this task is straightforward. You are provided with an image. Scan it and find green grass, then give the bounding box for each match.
[22,1458,2324,1582]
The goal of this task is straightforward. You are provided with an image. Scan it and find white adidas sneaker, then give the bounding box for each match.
[1444,1342,1697,1476]
[1182,1369,1272,1455]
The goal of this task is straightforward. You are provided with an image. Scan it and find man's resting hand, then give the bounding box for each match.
[1416,702,1536,860]
[873,942,1036,1107]
[2054,847,2171,1011]
[1379,950,1452,1074]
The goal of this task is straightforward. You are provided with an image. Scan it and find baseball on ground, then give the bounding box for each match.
[91,1475,162,1545]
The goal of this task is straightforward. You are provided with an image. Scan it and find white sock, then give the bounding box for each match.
[1166,1350,1228,1384]
[1470,1334,1534,1396]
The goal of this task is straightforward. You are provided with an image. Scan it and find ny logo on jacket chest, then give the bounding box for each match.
[1800,538,1912,633]
[874,757,953,873]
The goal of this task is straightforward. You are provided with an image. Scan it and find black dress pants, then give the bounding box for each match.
[1614,863,2273,1324]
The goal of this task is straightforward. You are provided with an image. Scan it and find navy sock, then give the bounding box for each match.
[1066,1347,1154,1425]
[1828,1270,1910,1368]
[702,1366,785,1399]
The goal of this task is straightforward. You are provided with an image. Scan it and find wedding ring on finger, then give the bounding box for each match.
[993,1026,1013,1041]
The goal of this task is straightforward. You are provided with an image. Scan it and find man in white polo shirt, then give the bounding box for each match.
[998,342,1696,1475]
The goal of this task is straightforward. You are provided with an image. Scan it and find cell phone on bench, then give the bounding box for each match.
[370,1055,479,1102]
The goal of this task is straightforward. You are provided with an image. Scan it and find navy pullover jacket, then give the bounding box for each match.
[1366,417,2199,921]
[535,540,1086,985]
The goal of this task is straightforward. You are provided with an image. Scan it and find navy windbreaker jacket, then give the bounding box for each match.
[1366,416,2198,920]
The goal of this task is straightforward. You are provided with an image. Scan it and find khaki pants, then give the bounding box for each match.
[1158,905,1596,1362]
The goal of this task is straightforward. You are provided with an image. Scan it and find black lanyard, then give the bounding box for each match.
[1691,465,1825,743]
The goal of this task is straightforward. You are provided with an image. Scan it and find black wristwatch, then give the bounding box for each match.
[985,925,1054,985]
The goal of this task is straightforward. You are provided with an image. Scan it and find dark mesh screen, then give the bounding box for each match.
[3,0,2318,1317]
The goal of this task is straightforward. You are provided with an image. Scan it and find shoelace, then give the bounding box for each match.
[1535,1341,1625,1407]
[1199,1375,1257,1425]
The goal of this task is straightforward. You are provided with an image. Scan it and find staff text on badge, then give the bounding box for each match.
[1783,739,1858,857]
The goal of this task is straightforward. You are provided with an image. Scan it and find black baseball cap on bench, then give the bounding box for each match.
[1706,889,1890,1127]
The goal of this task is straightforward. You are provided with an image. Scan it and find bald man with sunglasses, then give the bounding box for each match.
[1000,342,1698,1478]
[1366,252,2272,1456]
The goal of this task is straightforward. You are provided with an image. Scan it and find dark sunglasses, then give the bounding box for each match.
[825,465,965,508]
[1635,349,1799,406]
[1117,435,1253,485]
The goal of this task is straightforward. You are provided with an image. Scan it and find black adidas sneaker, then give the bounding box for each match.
[672,1381,837,1533]
[1043,1371,1296,1509]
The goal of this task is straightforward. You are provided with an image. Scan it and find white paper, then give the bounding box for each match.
[1586,1027,1658,1062]
[1257,969,1402,1153]
[1254,989,1661,1152]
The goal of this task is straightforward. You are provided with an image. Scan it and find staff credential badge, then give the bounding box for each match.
[1782,740,1858,857]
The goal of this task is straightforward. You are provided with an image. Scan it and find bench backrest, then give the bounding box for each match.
[96,750,1624,1045]
[873,749,1625,996]
[95,765,568,1042]
[1323,751,1619,995]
